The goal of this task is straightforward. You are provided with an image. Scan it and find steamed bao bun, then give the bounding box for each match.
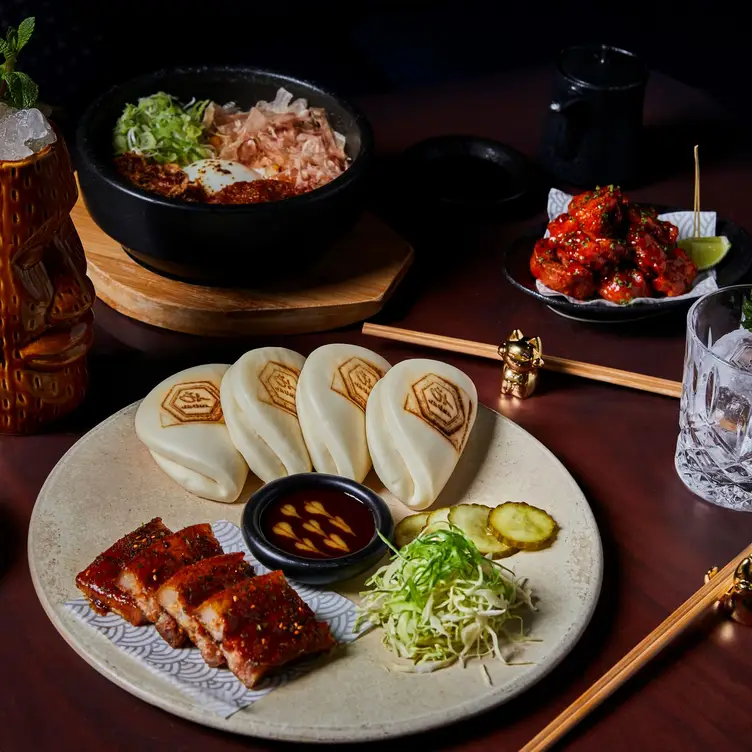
[220,347,312,483]
[135,364,249,503]
[366,358,477,510]
[296,343,391,482]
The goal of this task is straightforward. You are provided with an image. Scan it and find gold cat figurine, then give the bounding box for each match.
[499,329,544,399]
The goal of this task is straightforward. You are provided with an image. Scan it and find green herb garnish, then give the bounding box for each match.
[355,526,533,670]
[0,17,39,109]
[113,92,212,165]
[742,292,752,333]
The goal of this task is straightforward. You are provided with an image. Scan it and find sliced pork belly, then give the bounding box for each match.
[195,570,336,688]
[75,518,172,626]
[157,553,255,667]
[117,523,222,647]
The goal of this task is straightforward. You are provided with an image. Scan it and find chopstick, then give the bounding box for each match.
[520,542,752,752]
[361,323,682,399]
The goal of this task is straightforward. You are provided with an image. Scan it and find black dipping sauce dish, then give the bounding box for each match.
[242,473,394,586]
[76,66,373,285]
[399,135,538,221]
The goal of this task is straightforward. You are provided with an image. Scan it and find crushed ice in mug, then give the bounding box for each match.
[0,103,57,161]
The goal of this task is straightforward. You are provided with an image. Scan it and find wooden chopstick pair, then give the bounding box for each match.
[361,321,746,749]
[361,323,682,398]
[519,543,752,751]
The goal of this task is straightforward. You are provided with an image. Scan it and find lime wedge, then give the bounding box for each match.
[678,236,731,271]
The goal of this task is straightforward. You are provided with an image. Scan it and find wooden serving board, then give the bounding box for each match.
[71,199,413,337]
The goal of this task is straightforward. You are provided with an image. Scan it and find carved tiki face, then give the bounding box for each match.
[0,131,94,434]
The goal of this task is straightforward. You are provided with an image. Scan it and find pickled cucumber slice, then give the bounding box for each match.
[423,507,451,533]
[447,504,516,557]
[488,502,558,551]
[394,513,430,549]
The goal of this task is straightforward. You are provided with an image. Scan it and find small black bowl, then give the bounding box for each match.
[76,66,373,285]
[400,135,538,220]
[242,473,394,586]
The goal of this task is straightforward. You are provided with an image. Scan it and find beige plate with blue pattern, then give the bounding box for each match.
[28,402,602,743]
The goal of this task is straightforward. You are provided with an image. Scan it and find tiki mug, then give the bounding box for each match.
[0,130,95,434]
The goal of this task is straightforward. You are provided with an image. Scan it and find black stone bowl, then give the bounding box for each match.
[242,473,394,587]
[503,206,752,323]
[76,66,374,285]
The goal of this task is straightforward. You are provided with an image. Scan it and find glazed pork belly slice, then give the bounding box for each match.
[75,518,172,626]
[195,570,336,688]
[118,523,223,647]
[157,553,255,667]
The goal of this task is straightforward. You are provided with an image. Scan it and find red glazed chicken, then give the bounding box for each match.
[530,186,697,303]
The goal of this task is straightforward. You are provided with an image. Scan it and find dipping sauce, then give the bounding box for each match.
[262,487,376,560]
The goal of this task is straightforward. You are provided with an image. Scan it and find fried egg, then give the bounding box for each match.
[183,159,263,194]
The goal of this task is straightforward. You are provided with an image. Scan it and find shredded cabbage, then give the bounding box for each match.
[112,92,213,165]
[355,526,534,671]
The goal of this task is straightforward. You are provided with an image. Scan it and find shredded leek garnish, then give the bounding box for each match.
[112,92,212,165]
[355,526,534,671]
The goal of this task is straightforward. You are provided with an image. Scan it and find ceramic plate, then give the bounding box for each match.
[28,402,602,743]
[503,208,752,323]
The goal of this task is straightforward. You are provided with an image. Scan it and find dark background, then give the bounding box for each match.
[2,0,745,146]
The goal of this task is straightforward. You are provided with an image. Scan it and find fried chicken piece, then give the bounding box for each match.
[555,231,627,274]
[567,185,628,238]
[626,204,684,280]
[652,247,698,297]
[195,570,336,689]
[547,212,580,240]
[75,518,172,626]
[628,227,669,277]
[118,524,223,647]
[157,553,255,667]
[599,268,652,304]
[530,237,596,300]
[627,205,679,245]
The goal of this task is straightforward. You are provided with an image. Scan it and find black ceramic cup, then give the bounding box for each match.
[76,66,373,285]
[242,473,394,586]
[539,44,648,187]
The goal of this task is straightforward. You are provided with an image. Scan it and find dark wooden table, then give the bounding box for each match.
[3,68,752,751]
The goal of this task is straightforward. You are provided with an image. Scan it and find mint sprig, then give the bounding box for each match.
[0,17,39,109]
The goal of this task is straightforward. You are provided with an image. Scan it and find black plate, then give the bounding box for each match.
[503,206,752,323]
[401,135,538,219]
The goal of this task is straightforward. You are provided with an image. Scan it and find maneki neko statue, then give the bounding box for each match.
[0,17,94,434]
